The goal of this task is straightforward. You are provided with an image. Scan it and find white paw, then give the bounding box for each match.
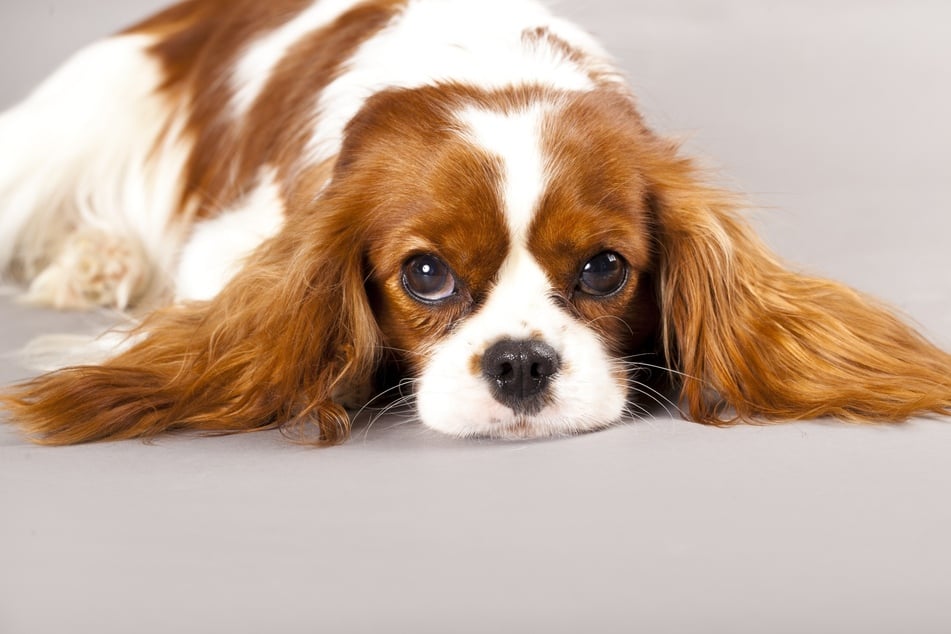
[22,229,147,310]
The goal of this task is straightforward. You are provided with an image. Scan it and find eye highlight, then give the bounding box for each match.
[578,251,628,297]
[402,254,458,303]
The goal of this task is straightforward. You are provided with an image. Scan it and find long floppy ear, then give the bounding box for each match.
[649,143,951,424]
[1,195,380,445]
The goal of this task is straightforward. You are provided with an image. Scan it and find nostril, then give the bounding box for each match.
[530,356,557,379]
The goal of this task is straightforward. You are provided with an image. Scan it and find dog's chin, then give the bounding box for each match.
[419,406,622,441]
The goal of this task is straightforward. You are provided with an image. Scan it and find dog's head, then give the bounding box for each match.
[321,86,660,438]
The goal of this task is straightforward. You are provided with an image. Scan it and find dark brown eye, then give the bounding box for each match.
[402,254,457,303]
[578,251,628,297]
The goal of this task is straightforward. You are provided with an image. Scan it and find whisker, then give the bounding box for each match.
[626,383,679,419]
[617,359,704,385]
[352,378,416,417]
[584,313,635,337]
[361,390,419,440]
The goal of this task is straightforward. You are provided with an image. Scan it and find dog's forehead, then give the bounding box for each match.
[450,92,653,275]
[353,86,651,291]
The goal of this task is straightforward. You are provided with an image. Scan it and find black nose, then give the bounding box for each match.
[481,339,560,414]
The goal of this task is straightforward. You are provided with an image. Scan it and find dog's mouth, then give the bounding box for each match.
[482,414,539,440]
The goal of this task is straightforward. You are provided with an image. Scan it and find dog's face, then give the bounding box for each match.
[5,2,950,448]
[324,86,661,438]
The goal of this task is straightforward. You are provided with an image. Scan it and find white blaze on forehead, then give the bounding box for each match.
[231,0,364,116]
[482,246,553,335]
[455,104,549,244]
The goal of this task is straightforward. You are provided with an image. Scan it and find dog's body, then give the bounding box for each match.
[2,0,950,445]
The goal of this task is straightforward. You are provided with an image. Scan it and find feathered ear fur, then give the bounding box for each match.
[1,193,380,445]
[649,142,951,424]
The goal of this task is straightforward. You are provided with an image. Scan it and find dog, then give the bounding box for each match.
[1,0,949,445]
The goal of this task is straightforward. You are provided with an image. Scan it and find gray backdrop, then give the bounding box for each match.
[1,1,950,633]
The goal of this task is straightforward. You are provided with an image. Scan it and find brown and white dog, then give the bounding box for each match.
[1,0,949,445]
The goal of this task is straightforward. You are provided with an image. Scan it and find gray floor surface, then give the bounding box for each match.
[1,1,950,633]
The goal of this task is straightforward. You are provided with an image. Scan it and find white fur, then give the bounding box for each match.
[175,169,286,301]
[305,0,613,165]
[15,330,144,373]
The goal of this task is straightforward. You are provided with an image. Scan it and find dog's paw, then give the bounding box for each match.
[22,228,147,310]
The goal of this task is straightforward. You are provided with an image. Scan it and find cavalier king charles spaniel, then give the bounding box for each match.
[1,0,949,445]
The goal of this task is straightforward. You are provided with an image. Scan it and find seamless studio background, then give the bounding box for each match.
[1,2,950,633]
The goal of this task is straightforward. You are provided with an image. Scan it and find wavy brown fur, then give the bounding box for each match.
[1,186,381,446]
[649,142,951,424]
